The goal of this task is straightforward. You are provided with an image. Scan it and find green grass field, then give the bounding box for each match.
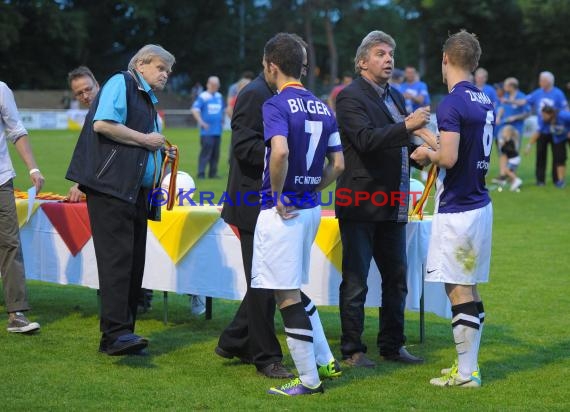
[4,128,570,410]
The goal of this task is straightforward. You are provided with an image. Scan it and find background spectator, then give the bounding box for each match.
[401,65,430,114]
[192,76,225,179]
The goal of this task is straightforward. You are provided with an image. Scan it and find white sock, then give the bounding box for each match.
[471,301,485,366]
[302,293,334,366]
[280,303,320,387]
[451,302,481,379]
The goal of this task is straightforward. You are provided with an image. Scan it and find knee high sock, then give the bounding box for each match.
[471,301,485,365]
[301,292,334,366]
[280,302,320,387]
[451,301,480,378]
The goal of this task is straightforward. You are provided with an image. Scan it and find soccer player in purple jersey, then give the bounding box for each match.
[250,33,345,396]
[411,30,493,388]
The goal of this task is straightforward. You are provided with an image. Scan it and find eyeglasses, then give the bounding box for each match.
[302,63,309,76]
[74,86,94,98]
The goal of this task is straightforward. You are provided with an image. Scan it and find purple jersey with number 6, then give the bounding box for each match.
[261,87,342,210]
[435,80,494,213]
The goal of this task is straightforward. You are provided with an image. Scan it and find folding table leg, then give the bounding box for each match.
[205,297,212,320]
[420,264,425,343]
[163,291,168,325]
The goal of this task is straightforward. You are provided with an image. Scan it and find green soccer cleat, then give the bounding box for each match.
[318,359,342,379]
[268,378,324,396]
[440,359,458,375]
[441,360,480,378]
[430,369,481,388]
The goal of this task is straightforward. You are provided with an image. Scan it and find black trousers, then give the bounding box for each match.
[338,219,408,358]
[198,135,221,178]
[536,133,558,184]
[85,188,148,345]
[217,228,283,369]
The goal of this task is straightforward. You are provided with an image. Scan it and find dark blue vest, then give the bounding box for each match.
[66,71,162,206]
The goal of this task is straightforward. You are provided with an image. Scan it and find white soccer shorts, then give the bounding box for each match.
[425,202,493,285]
[251,206,321,290]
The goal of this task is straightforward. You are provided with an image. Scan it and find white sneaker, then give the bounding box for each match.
[430,370,481,388]
[510,177,522,191]
[7,312,40,333]
[190,295,206,316]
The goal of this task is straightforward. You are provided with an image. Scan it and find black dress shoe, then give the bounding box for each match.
[257,362,294,379]
[106,334,148,356]
[382,347,423,364]
[214,346,252,364]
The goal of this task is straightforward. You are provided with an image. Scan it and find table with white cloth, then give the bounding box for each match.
[17,200,451,338]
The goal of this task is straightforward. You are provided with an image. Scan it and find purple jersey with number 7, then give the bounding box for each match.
[260,87,343,210]
[435,80,494,213]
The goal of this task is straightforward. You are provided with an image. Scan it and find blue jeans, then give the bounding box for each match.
[338,219,408,357]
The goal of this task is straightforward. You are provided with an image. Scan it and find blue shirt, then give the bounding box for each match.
[261,87,342,210]
[435,81,493,213]
[479,84,498,108]
[526,87,569,133]
[548,110,570,144]
[497,90,529,137]
[192,91,224,136]
[401,80,430,113]
[94,72,161,188]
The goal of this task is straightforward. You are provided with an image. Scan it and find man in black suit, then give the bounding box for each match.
[335,30,430,368]
[215,71,293,379]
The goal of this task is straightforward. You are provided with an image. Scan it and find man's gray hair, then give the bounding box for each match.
[539,71,555,85]
[354,31,396,74]
[128,44,175,72]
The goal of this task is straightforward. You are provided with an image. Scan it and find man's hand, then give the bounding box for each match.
[144,132,166,151]
[410,145,432,167]
[413,127,438,150]
[165,145,177,160]
[524,143,532,156]
[66,183,84,202]
[405,106,430,132]
[30,170,45,192]
[275,195,299,220]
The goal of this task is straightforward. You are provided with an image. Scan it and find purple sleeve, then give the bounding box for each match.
[436,95,462,133]
[262,99,288,143]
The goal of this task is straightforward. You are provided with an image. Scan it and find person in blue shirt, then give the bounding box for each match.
[401,65,430,114]
[496,77,529,144]
[192,76,225,179]
[389,67,404,93]
[525,106,570,188]
[515,71,568,185]
[474,67,498,108]
[66,44,176,356]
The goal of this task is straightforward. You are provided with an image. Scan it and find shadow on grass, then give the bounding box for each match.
[15,282,560,382]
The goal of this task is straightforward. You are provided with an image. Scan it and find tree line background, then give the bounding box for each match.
[1,0,569,100]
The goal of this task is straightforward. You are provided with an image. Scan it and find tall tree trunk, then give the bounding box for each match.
[417,27,426,78]
[324,9,338,86]
[304,3,316,91]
